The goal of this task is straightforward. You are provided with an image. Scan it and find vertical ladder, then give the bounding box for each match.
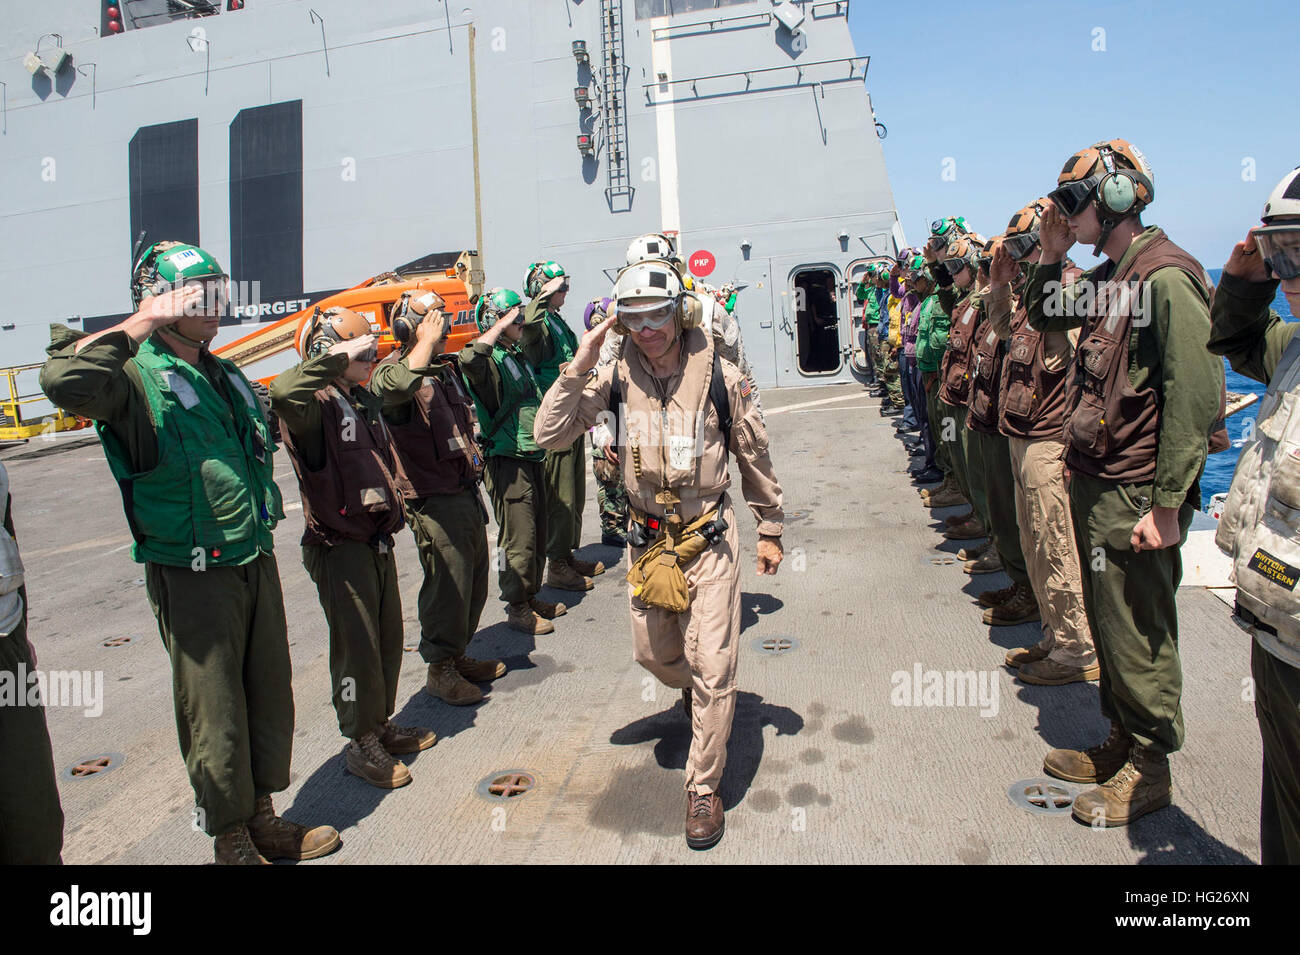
[599,0,634,212]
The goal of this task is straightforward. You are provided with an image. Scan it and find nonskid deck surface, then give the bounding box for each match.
[3,383,1259,864]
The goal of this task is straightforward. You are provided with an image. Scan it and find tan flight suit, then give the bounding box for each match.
[985,282,1095,667]
[534,325,783,795]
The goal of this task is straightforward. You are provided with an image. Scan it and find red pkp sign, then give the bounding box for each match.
[688,250,716,277]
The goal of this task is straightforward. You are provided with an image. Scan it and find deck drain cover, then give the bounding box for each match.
[475,769,538,801]
[928,555,956,567]
[752,635,798,655]
[102,636,133,648]
[785,510,808,523]
[403,645,418,653]
[63,752,126,781]
[1007,778,1077,815]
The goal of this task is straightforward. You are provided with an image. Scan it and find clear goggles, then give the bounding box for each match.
[1002,231,1040,261]
[616,299,676,332]
[1256,225,1300,281]
[941,256,969,275]
[182,276,229,313]
[1047,177,1100,218]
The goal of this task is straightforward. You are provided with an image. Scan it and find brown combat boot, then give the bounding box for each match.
[426,659,484,705]
[964,548,1003,575]
[455,654,507,681]
[1018,657,1100,686]
[943,516,986,541]
[981,582,1039,626]
[508,601,555,635]
[346,731,413,789]
[246,794,342,861]
[685,790,725,850]
[1043,721,1131,783]
[982,584,1019,608]
[923,486,967,509]
[214,824,271,865]
[1004,643,1050,667]
[380,719,437,754]
[545,557,593,591]
[1071,744,1172,827]
[569,554,606,577]
[529,596,567,619]
[957,540,989,561]
[943,512,973,527]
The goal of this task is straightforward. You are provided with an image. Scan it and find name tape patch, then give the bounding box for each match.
[1248,547,1300,591]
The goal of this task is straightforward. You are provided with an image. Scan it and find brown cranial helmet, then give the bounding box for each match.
[1053,138,1154,220]
[296,306,372,359]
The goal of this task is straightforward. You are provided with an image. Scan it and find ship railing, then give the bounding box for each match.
[0,364,88,442]
[643,55,869,105]
[649,2,849,42]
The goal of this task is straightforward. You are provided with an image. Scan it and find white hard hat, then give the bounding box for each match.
[612,259,683,310]
[1263,167,1300,223]
[625,232,679,267]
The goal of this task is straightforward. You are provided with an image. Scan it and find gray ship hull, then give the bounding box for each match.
[2,0,902,405]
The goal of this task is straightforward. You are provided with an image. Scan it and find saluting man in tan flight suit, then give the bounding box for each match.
[535,259,784,850]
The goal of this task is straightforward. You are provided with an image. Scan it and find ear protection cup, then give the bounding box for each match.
[678,294,701,330]
[1098,171,1138,216]
[307,337,332,359]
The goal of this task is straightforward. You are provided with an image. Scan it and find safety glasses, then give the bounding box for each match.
[1047,177,1099,218]
[1002,231,1040,261]
[617,301,676,333]
[1256,226,1300,281]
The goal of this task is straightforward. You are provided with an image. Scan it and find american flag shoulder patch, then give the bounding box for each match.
[740,379,752,397]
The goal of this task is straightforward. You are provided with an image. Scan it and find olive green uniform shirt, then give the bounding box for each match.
[1206,272,1292,384]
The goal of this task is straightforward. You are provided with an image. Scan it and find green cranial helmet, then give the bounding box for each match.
[130,240,227,309]
[474,287,524,333]
[524,261,567,299]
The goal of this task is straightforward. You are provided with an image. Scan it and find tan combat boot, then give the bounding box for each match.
[964,548,1003,575]
[1004,643,1050,667]
[508,601,555,635]
[957,540,988,561]
[943,516,986,541]
[685,790,725,850]
[426,659,485,705]
[919,474,956,497]
[346,731,413,789]
[1043,721,1131,783]
[923,486,967,509]
[1018,656,1101,686]
[380,719,437,754]
[529,596,567,619]
[546,556,593,591]
[981,582,1039,626]
[214,824,271,865]
[454,654,507,681]
[246,794,342,861]
[569,554,606,577]
[1071,744,1172,827]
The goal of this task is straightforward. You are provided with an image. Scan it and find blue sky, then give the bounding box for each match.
[847,0,1299,267]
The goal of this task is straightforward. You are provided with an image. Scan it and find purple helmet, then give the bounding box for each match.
[584,296,612,330]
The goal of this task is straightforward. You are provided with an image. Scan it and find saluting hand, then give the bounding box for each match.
[567,316,614,377]
[923,236,945,263]
[330,333,377,362]
[124,286,205,341]
[1038,204,1074,262]
[756,537,782,575]
[989,242,1017,286]
[1224,228,1272,283]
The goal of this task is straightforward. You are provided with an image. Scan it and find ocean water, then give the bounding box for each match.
[1202,269,1294,502]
